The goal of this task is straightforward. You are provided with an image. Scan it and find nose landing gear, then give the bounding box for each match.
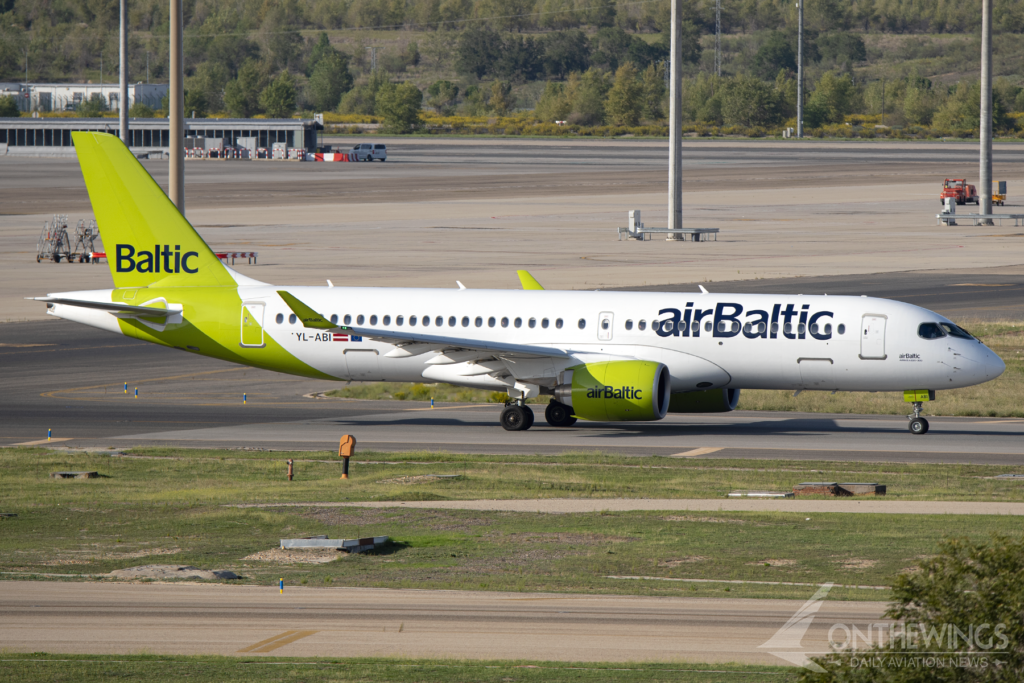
[500,399,535,431]
[908,401,929,435]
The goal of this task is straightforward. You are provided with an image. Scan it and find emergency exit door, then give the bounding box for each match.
[598,312,614,341]
[859,314,886,359]
[240,302,265,348]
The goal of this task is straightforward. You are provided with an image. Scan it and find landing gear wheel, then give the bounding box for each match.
[909,417,929,435]
[522,405,535,430]
[500,405,528,431]
[545,401,577,427]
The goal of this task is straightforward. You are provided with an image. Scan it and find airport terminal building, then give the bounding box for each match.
[0,117,322,156]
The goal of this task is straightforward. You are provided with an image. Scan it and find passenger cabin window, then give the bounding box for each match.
[330,314,338,324]
[837,323,845,335]
[462,316,470,327]
[378,315,386,325]
[501,317,509,328]
[542,318,549,328]
[435,316,443,326]
[448,316,456,327]
[357,315,365,325]
[422,316,429,327]
[475,316,483,327]
[578,319,586,329]
[941,323,973,339]
[409,316,417,326]
[639,320,646,331]
[289,314,297,324]
[625,320,633,330]
[396,316,404,326]
[556,318,564,329]
[514,317,522,328]
[276,313,284,324]
[918,323,946,340]
[344,314,352,325]
[488,317,496,327]
[704,321,712,332]
[529,318,536,328]
[652,321,661,332]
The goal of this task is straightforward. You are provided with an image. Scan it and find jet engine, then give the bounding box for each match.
[553,361,671,421]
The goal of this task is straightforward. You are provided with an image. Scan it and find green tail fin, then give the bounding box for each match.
[517,270,545,290]
[73,131,235,288]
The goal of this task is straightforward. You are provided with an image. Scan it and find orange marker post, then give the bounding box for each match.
[339,434,356,480]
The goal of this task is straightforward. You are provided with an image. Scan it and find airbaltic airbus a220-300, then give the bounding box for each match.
[35,133,1005,435]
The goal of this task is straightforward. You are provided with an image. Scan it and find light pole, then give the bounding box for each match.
[169,0,185,213]
[796,0,803,138]
[119,0,129,147]
[979,0,993,223]
[667,0,683,238]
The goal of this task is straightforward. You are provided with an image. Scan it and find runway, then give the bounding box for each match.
[3,317,1023,464]
[0,581,886,664]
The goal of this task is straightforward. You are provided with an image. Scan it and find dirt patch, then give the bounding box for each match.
[501,532,634,545]
[377,474,464,485]
[241,548,343,564]
[305,507,495,533]
[664,515,746,524]
[748,559,798,567]
[838,559,878,570]
[39,547,182,566]
[108,565,239,580]
[657,557,709,567]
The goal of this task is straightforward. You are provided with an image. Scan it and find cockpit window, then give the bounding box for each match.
[941,323,974,340]
[918,323,946,340]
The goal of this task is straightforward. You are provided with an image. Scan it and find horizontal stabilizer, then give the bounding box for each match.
[277,291,335,329]
[30,297,173,317]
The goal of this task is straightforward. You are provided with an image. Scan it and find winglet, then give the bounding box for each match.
[277,291,335,329]
[517,270,545,290]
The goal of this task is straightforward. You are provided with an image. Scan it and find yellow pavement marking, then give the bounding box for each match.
[13,438,74,446]
[668,447,724,458]
[237,630,319,653]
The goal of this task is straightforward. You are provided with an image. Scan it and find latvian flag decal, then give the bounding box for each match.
[333,333,362,342]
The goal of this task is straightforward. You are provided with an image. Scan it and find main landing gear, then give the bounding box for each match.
[500,399,577,431]
[544,400,577,427]
[500,399,534,431]
[908,402,929,435]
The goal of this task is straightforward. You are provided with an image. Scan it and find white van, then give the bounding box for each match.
[349,143,387,162]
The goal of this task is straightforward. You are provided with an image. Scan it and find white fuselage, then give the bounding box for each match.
[52,286,1003,396]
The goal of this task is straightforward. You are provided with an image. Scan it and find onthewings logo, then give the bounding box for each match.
[758,582,834,672]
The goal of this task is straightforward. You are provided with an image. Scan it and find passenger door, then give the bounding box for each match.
[240,302,265,348]
[859,314,886,359]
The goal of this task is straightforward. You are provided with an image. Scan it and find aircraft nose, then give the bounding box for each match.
[985,348,1006,380]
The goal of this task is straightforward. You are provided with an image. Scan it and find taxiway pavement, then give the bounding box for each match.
[0,581,886,664]
[3,318,1022,464]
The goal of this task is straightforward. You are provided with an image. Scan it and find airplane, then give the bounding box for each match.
[32,132,1005,435]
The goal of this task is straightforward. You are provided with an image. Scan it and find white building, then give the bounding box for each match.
[0,82,168,113]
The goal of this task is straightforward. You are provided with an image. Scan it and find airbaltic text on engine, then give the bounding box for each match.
[588,386,642,399]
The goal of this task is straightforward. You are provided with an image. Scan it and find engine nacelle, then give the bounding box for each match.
[668,388,740,413]
[554,361,671,421]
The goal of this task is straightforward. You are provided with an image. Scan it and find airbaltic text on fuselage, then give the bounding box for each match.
[116,244,199,273]
[656,303,835,340]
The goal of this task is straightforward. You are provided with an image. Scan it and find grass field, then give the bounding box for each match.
[325,321,1024,417]
[0,654,797,683]
[3,447,1023,601]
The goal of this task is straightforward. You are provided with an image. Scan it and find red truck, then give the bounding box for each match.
[940,179,979,205]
